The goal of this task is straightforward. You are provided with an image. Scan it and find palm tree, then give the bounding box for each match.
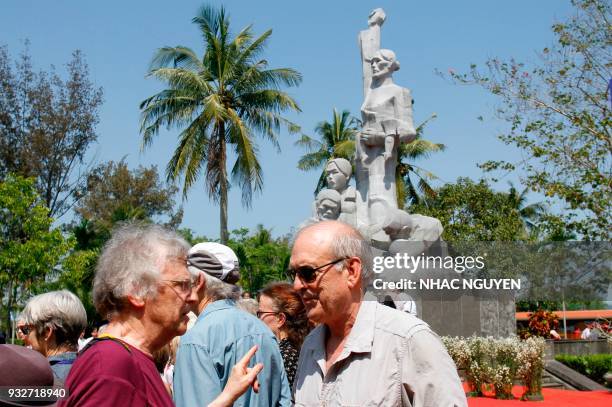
[397,114,446,208]
[140,5,301,243]
[295,108,359,194]
[507,182,546,232]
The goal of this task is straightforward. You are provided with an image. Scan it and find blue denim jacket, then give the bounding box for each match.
[174,299,291,407]
[48,351,77,382]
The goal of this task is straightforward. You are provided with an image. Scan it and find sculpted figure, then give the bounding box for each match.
[382,209,443,256]
[356,49,417,241]
[325,158,357,226]
[359,8,386,97]
[315,189,342,221]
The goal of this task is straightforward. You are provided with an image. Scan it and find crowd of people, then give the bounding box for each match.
[1,220,467,406]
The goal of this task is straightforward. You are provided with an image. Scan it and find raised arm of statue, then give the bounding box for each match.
[359,8,386,97]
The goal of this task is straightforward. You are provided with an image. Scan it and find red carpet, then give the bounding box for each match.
[465,385,610,406]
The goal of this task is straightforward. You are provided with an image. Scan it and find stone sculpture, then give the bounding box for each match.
[303,8,440,249]
[358,8,386,97]
[325,158,357,226]
[381,209,443,256]
[314,189,342,221]
[356,33,417,241]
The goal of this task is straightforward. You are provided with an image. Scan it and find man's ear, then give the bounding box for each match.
[195,272,206,292]
[345,257,362,289]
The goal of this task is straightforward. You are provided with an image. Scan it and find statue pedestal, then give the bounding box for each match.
[367,242,516,338]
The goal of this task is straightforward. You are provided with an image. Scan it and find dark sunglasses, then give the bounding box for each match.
[287,257,348,284]
[18,325,33,335]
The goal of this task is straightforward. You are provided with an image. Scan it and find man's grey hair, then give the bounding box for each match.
[21,290,87,347]
[93,223,190,318]
[331,231,374,288]
[236,298,259,316]
[199,272,241,302]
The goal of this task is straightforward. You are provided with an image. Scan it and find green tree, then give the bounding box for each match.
[0,44,103,219]
[296,108,359,193]
[140,4,302,243]
[0,175,72,340]
[227,225,290,294]
[411,177,527,241]
[74,159,183,243]
[446,0,611,240]
[396,115,446,207]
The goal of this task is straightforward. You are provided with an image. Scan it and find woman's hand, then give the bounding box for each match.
[208,345,263,407]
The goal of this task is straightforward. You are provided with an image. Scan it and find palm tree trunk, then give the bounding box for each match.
[219,123,229,244]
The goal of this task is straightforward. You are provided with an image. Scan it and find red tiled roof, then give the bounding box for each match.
[516,309,612,321]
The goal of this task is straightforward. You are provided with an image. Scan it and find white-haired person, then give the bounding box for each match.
[20,289,87,383]
[60,224,264,407]
[174,242,291,407]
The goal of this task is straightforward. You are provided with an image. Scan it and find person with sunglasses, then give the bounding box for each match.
[19,290,87,383]
[290,221,467,407]
[60,224,264,407]
[174,242,291,407]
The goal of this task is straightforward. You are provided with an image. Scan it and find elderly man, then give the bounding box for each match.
[174,242,291,407]
[290,221,467,406]
[61,224,261,407]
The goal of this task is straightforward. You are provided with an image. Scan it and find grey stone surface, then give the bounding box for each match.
[545,360,607,391]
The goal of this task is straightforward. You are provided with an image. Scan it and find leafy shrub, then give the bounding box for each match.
[555,354,612,386]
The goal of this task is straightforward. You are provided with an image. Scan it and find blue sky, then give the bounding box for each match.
[0,1,575,239]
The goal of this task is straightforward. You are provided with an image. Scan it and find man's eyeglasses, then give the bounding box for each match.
[161,278,194,297]
[287,257,348,284]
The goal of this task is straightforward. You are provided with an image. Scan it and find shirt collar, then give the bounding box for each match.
[302,324,327,376]
[302,301,376,366]
[342,301,376,354]
[199,298,236,319]
[47,351,77,363]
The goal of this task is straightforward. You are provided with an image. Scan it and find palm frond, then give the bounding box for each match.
[149,46,204,72]
[227,108,263,206]
[294,134,323,151]
[297,150,330,171]
[333,139,355,158]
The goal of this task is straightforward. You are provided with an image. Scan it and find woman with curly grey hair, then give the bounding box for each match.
[20,289,87,382]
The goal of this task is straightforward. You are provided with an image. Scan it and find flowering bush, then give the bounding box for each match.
[524,309,559,339]
[517,336,545,400]
[442,336,545,400]
[492,337,521,399]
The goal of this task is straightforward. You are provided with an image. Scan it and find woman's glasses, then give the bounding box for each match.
[256,311,279,319]
[286,257,348,284]
[161,278,195,298]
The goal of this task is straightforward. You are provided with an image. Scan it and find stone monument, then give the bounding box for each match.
[301,8,515,337]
